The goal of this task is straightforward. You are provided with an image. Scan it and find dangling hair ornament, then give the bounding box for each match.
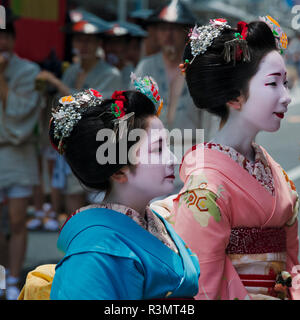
[223,21,251,65]
[110,90,135,143]
[179,59,190,75]
[259,15,288,54]
[51,88,104,154]
[130,72,164,116]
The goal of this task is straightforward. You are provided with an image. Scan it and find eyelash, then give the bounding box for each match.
[266,81,289,87]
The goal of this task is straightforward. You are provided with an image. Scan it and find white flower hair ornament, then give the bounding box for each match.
[51,88,104,154]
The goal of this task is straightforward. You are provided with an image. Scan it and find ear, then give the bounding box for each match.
[110,167,129,184]
[226,95,245,110]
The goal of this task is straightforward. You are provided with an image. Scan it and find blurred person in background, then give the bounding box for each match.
[103,21,147,89]
[0,16,41,300]
[26,49,65,232]
[35,10,122,218]
[135,0,219,136]
[129,9,161,58]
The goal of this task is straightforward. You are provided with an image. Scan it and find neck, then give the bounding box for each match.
[103,186,149,218]
[80,57,99,72]
[162,49,182,68]
[211,113,258,162]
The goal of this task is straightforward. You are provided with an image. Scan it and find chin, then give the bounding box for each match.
[264,124,281,132]
[164,183,175,194]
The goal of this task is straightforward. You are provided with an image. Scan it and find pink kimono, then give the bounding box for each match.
[172,142,300,300]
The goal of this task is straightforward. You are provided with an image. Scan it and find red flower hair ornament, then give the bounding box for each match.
[110,90,135,143]
[111,90,127,119]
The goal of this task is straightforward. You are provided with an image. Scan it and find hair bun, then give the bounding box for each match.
[183,19,278,121]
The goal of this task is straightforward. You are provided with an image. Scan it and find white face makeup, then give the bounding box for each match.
[239,50,291,132]
[126,116,177,199]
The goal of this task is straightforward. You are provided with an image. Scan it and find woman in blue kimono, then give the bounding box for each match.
[48,77,200,300]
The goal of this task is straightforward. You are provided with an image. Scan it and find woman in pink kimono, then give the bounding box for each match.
[153,16,300,300]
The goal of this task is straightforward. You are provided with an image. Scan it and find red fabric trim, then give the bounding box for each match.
[242,280,275,288]
[59,210,77,234]
[239,274,276,281]
[239,269,277,290]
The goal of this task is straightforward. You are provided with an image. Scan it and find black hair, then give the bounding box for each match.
[0,21,16,38]
[49,90,156,192]
[183,21,277,121]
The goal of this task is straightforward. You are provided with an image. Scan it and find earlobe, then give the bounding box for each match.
[226,96,244,110]
[111,169,128,184]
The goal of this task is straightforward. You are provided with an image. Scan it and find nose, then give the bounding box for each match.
[280,87,292,108]
[165,148,178,166]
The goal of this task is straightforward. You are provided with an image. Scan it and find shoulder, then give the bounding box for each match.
[97,59,121,77]
[58,207,143,260]
[51,251,144,300]
[11,54,40,76]
[135,53,162,72]
[62,62,80,78]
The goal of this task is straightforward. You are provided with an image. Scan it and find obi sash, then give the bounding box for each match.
[226,227,286,255]
[226,227,286,294]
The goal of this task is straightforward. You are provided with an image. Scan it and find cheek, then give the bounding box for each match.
[128,165,161,185]
[243,87,275,119]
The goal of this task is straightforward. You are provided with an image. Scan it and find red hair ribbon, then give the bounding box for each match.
[236,21,249,61]
[111,90,126,118]
[237,21,248,40]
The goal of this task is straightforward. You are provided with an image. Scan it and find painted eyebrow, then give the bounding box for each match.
[267,72,287,76]
[151,137,163,144]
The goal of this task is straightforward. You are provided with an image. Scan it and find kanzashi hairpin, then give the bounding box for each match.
[52,88,103,154]
[223,21,251,65]
[179,59,190,75]
[259,15,288,54]
[111,112,135,143]
[188,18,232,64]
[130,72,164,116]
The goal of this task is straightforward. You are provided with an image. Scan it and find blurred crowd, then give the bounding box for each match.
[0,0,299,300]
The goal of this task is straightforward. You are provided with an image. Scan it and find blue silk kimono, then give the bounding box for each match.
[50,208,200,300]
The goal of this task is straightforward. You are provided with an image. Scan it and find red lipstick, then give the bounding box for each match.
[165,174,175,179]
[274,112,284,119]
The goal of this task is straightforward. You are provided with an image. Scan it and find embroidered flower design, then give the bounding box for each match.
[182,189,221,227]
